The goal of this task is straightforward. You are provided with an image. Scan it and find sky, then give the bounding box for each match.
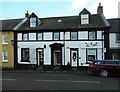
[0,0,120,20]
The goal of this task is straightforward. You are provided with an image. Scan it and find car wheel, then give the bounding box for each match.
[100,69,108,77]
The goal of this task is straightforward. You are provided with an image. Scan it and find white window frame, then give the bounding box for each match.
[81,14,89,24]
[2,34,8,44]
[2,51,8,62]
[30,18,37,27]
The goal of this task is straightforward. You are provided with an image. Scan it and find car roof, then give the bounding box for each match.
[94,60,120,62]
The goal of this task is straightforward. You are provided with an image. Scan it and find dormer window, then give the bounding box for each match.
[30,18,37,27]
[81,14,89,24]
[79,8,90,25]
[29,12,41,27]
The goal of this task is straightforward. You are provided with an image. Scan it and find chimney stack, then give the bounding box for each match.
[25,11,29,18]
[97,3,103,14]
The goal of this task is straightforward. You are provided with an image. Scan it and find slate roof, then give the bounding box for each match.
[79,8,91,14]
[14,14,110,31]
[1,19,23,31]
[1,14,110,31]
[107,18,120,33]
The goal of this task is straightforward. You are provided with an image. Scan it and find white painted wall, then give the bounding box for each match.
[17,31,104,67]
[17,41,64,65]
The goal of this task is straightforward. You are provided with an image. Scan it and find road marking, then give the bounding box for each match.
[36,80,100,84]
[0,79,16,81]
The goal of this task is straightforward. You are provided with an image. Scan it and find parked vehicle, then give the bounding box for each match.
[88,60,120,77]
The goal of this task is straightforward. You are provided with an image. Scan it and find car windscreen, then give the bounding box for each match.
[95,61,104,64]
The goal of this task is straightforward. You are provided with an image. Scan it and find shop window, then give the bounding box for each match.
[87,49,97,63]
[21,48,29,61]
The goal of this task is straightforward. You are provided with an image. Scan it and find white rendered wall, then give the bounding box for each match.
[17,31,104,66]
[17,41,64,65]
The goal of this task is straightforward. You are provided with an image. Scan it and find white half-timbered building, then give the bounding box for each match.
[13,4,110,69]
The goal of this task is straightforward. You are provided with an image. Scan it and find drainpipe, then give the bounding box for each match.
[102,31,104,60]
[64,30,65,66]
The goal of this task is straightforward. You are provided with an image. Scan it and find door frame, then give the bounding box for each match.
[54,50,61,65]
[36,48,44,66]
[70,48,79,67]
[49,43,64,66]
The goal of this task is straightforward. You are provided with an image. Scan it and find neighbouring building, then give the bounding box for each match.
[12,3,110,69]
[1,19,22,69]
[108,18,120,60]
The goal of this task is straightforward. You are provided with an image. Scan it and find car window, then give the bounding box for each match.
[105,61,117,64]
[95,61,104,64]
[117,61,120,64]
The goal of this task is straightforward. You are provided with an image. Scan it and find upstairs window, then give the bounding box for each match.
[37,33,43,41]
[71,32,78,40]
[30,18,36,27]
[53,32,60,40]
[88,31,96,40]
[2,51,8,62]
[23,33,28,41]
[2,34,8,44]
[116,33,120,42]
[81,14,89,24]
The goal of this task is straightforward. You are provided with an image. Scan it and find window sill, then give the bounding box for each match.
[116,41,120,43]
[2,43,8,45]
[2,60,8,63]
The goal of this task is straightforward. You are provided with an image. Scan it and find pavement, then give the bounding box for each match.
[2,68,89,74]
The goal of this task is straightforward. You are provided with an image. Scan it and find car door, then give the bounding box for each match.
[105,61,118,74]
[116,61,120,73]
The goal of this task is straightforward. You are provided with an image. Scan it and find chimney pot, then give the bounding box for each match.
[25,11,29,18]
[97,3,103,14]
